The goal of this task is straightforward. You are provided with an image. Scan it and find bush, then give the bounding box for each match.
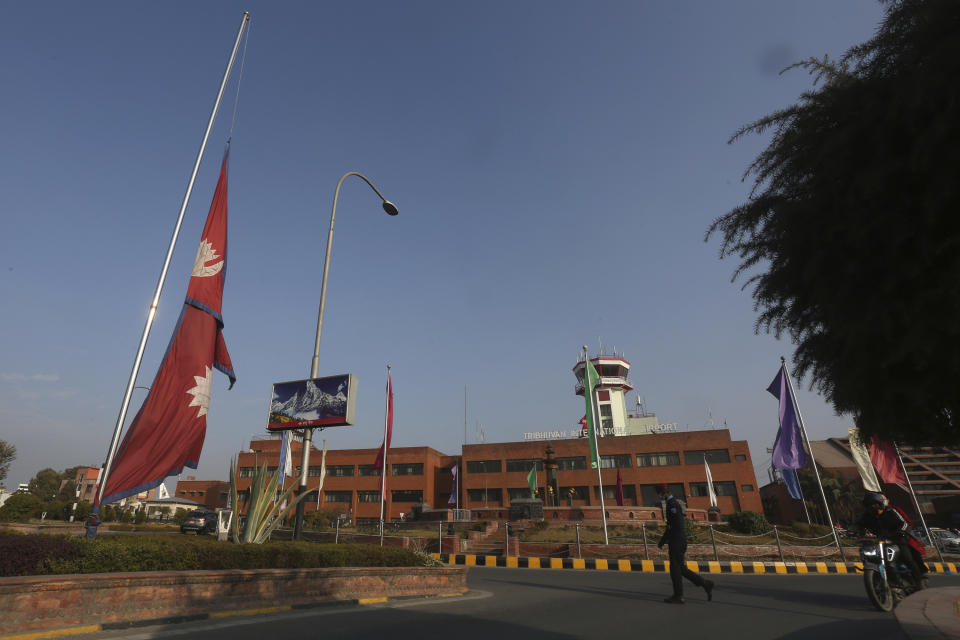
[790,521,832,537]
[0,532,80,576]
[134,510,147,524]
[726,511,771,535]
[0,494,44,522]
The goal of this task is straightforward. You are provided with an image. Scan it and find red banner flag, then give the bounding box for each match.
[869,438,907,485]
[100,154,236,505]
[374,373,393,493]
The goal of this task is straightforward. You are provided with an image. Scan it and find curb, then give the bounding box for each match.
[0,593,463,640]
[431,553,959,576]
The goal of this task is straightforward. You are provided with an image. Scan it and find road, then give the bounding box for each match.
[85,566,949,639]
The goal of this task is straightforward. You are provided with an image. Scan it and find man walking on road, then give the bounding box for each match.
[656,483,714,604]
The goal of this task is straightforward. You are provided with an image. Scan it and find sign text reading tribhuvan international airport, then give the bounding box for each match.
[521,423,678,440]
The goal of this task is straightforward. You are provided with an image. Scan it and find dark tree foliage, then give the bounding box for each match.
[707,0,960,445]
[0,439,15,484]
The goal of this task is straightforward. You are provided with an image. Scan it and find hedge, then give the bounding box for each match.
[0,532,434,577]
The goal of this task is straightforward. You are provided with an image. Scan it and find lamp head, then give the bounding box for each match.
[382,200,399,216]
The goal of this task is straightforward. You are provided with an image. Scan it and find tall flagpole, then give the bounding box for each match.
[894,444,944,563]
[95,12,250,510]
[585,346,609,545]
[781,357,843,558]
[379,365,390,546]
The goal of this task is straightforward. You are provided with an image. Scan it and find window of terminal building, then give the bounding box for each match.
[735,454,747,461]
[391,490,423,503]
[557,456,587,471]
[392,463,424,476]
[742,484,754,492]
[465,460,502,474]
[599,454,632,469]
[239,467,255,478]
[636,452,680,467]
[327,465,354,477]
[324,491,352,503]
[560,486,589,500]
[307,466,326,477]
[596,484,637,501]
[599,404,614,432]
[508,487,545,500]
[219,492,228,500]
[689,481,738,497]
[505,459,544,472]
[198,491,204,496]
[358,491,379,503]
[639,483,685,506]
[683,449,731,465]
[467,488,503,505]
[358,465,381,476]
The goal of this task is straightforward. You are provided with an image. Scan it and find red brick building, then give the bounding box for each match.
[235,428,761,523]
[174,477,231,510]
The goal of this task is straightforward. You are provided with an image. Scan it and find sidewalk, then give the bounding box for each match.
[896,587,960,639]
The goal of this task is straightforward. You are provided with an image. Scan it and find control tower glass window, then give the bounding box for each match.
[599,404,614,433]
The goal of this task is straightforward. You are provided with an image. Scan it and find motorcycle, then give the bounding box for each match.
[859,537,927,611]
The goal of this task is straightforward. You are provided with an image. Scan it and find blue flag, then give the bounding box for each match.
[767,364,807,470]
[448,465,457,505]
[780,467,803,500]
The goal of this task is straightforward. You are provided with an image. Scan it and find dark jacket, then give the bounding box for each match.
[858,505,910,541]
[659,495,687,546]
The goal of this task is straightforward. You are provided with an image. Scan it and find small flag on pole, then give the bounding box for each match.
[615,467,624,506]
[374,373,393,494]
[780,467,803,500]
[448,465,458,505]
[277,429,292,495]
[767,364,807,470]
[704,460,718,508]
[869,438,907,485]
[314,440,327,510]
[848,427,882,492]
[527,464,537,499]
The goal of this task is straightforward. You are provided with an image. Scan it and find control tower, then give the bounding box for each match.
[573,350,662,436]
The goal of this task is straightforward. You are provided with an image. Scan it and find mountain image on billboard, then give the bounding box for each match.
[268,374,355,430]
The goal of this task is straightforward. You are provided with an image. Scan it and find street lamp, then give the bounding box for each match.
[293,172,398,540]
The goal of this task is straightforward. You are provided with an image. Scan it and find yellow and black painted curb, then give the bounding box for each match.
[0,593,466,640]
[431,553,959,576]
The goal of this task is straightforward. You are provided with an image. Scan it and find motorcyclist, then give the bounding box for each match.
[857,492,926,584]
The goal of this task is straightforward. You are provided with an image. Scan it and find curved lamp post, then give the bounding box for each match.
[293,172,398,540]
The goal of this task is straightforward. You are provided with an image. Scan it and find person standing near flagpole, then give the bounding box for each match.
[657,482,714,604]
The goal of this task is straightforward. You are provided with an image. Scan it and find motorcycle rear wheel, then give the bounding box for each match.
[864,568,894,612]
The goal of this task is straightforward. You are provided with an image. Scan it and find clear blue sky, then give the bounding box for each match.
[0,1,886,491]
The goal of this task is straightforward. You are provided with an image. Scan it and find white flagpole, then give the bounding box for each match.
[95,12,251,509]
[781,357,843,558]
[894,443,943,563]
[379,365,390,546]
[584,346,609,545]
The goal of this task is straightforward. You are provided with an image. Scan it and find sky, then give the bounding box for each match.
[0,1,887,493]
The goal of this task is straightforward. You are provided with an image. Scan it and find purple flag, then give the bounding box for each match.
[448,465,457,505]
[781,467,803,500]
[767,364,807,470]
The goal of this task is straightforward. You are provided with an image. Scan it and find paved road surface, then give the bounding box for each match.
[86,567,951,639]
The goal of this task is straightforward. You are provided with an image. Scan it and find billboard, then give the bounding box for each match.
[267,374,357,431]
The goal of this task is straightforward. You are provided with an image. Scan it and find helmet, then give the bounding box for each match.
[862,492,886,507]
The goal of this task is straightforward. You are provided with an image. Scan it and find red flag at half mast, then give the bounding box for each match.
[99,153,236,506]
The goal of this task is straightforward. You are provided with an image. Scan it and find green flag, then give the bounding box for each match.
[527,464,537,499]
[583,358,600,469]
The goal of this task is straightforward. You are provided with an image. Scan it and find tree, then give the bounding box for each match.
[0,493,43,522]
[0,440,15,485]
[28,468,62,501]
[57,467,81,502]
[706,0,960,445]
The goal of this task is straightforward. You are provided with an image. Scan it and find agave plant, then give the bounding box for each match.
[228,456,313,543]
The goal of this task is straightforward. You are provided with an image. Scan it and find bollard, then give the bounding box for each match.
[709,524,719,563]
[641,521,649,560]
[576,523,582,558]
[335,518,340,544]
[774,525,784,563]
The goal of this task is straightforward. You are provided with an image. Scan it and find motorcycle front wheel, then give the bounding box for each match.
[864,568,894,612]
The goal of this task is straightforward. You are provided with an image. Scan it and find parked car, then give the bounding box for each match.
[931,528,960,552]
[180,509,217,535]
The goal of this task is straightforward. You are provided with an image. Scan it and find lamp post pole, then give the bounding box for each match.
[293,172,398,541]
